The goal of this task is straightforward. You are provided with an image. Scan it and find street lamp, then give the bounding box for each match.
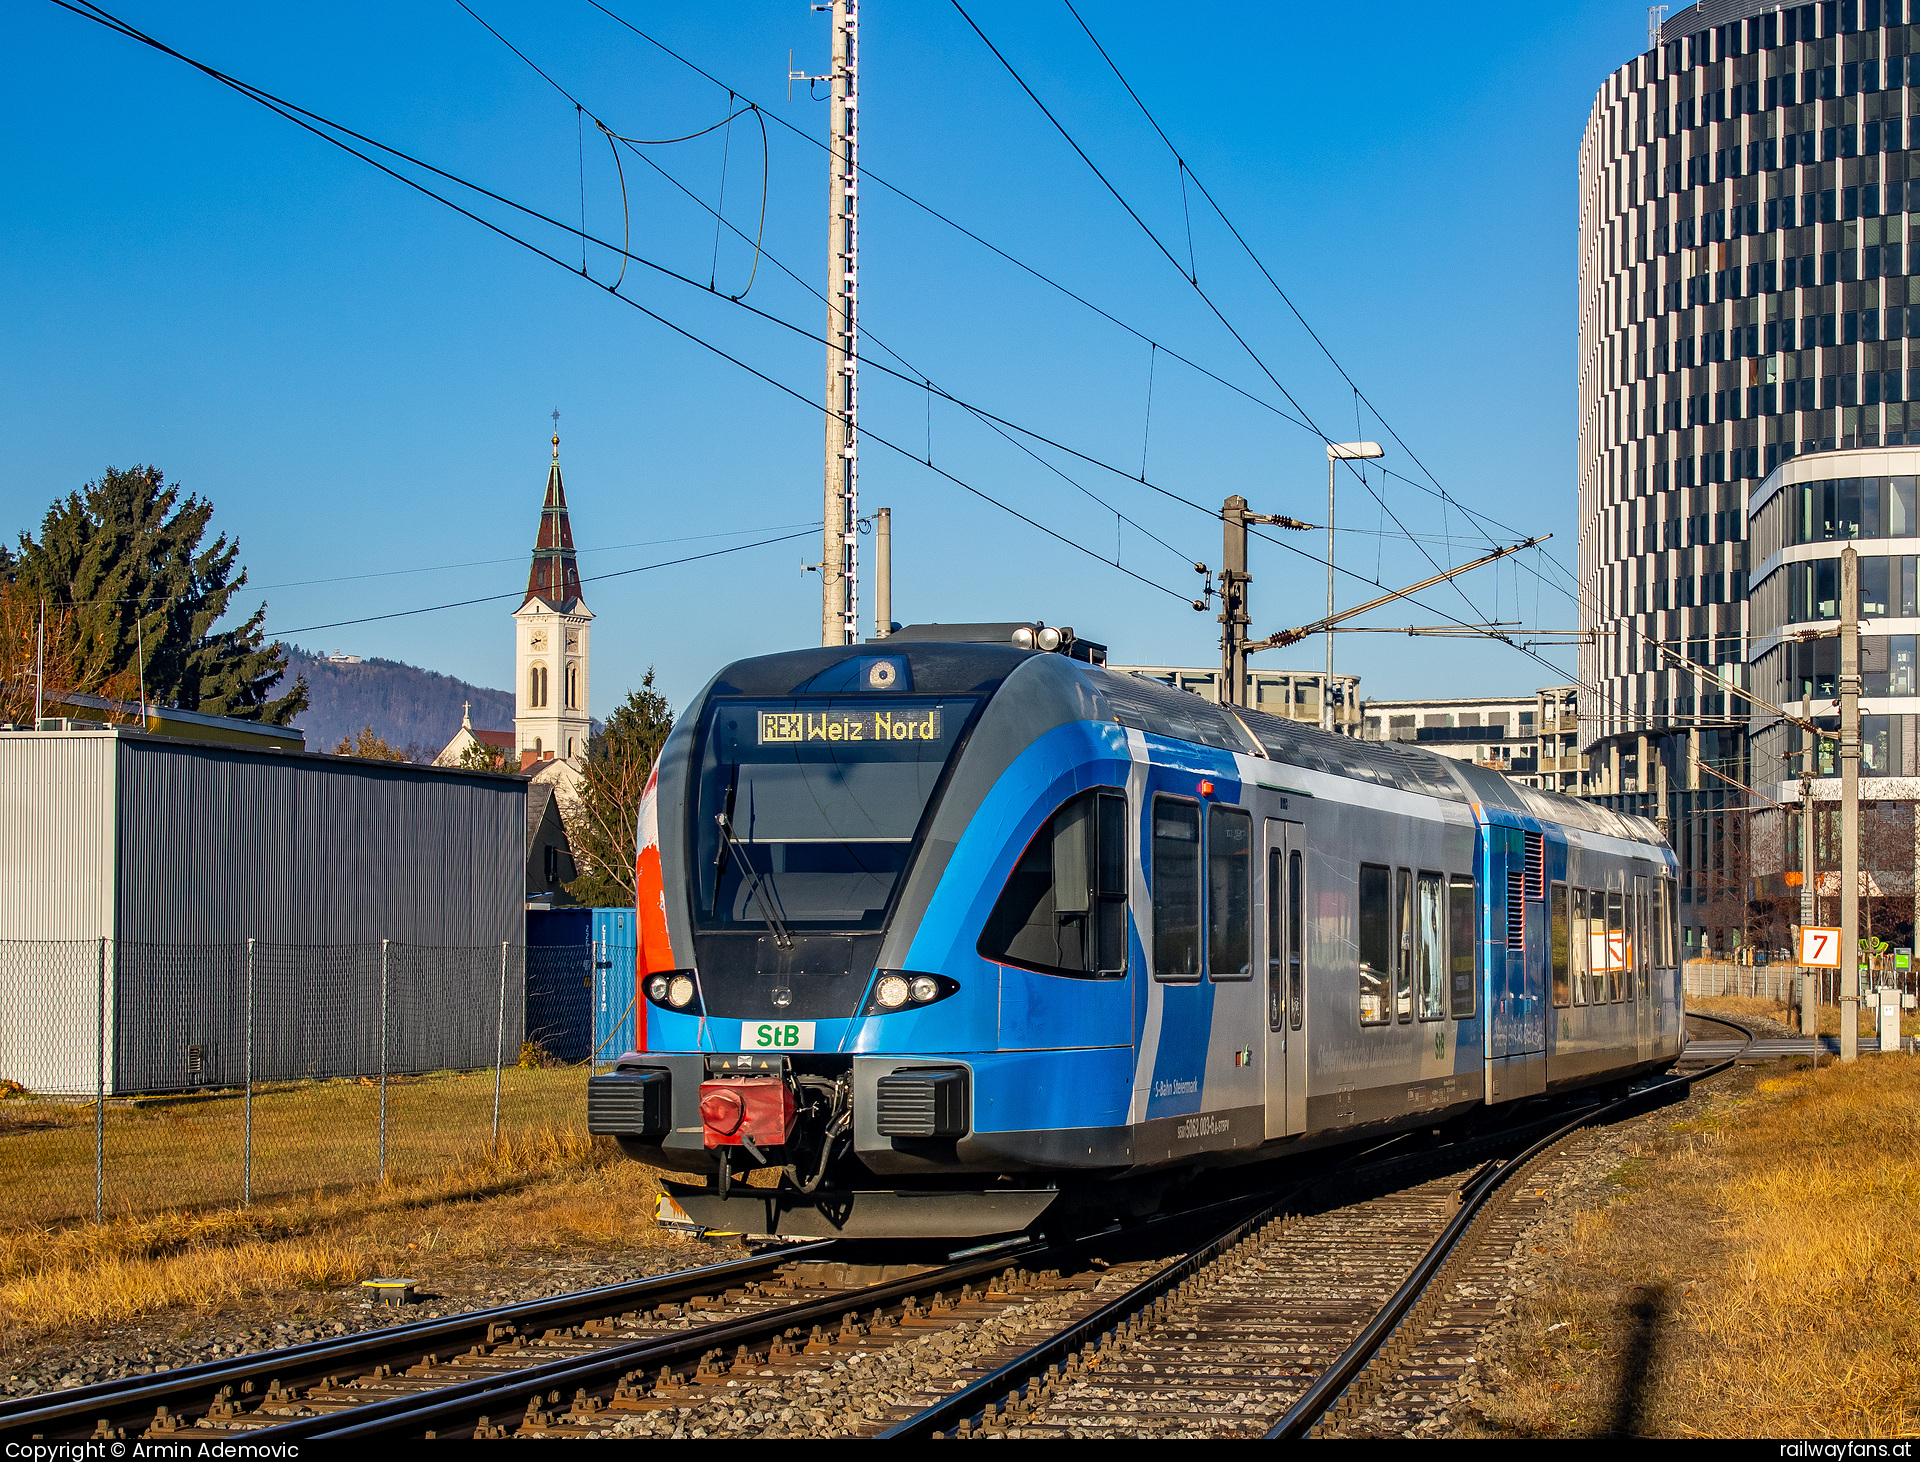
[1325,441,1385,732]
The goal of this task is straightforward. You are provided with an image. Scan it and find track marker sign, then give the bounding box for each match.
[1798,927,1842,968]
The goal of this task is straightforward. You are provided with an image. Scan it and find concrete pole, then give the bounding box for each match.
[1841,546,1861,1061]
[819,0,860,647]
[1324,458,1335,731]
[1221,495,1250,706]
[873,506,891,639]
[1801,691,1817,1037]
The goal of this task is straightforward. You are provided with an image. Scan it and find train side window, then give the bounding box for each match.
[1151,797,1202,980]
[1394,868,1414,1022]
[1635,880,1650,999]
[1415,871,1445,1021]
[1288,851,1304,1031]
[1570,887,1590,1006]
[978,788,1128,978]
[1358,862,1392,1024]
[1447,874,1477,1018]
[1550,882,1571,1008]
[1651,879,1670,968]
[1660,876,1680,967]
[1606,890,1626,1002]
[1207,806,1253,980]
[1591,888,1612,1003]
[1266,850,1283,1031]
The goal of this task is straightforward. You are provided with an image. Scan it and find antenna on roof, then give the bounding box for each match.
[1647,5,1668,49]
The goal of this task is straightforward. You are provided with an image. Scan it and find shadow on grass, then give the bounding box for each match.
[1605,1281,1669,1437]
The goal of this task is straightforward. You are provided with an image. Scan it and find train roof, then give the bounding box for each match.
[701,640,1666,851]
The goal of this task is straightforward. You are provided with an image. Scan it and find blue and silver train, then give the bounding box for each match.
[586,626,1683,1239]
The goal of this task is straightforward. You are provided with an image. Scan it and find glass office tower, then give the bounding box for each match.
[1578,0,1919,951]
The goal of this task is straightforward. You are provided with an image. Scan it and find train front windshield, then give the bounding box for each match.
[693,697,977,933]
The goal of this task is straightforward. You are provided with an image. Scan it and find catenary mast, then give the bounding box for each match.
[818,0,860,646]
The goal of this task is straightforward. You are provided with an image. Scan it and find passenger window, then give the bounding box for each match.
[1606,890,1626,1002]
[1288,851,1304,1031]
[1550,882,1571,1008]
[1394,868,1414,1022]
[1207,806,1253,979]
[1570,887,1590,1006]
[978,788,1128,978]
[1266,849,1283,1031]
[1151,798,1201,979]
[1358,862,1392,1024]
[1415,871,1445,1021]
[1448,875,1477,1018]
[1635,881,1650,998]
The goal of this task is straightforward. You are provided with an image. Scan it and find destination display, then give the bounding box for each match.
[757,707,943,745]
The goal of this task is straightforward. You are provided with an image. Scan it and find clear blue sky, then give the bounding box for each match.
[2,0,1648,718]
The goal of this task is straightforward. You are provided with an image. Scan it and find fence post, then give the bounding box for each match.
[379,939,389,1184]
[244,937,255,1206]
[95,935,105,1224]
[492,940,508,1152]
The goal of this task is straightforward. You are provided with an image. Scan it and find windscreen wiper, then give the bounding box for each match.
[716,807,794,950]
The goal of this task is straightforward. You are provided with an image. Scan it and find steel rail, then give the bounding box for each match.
[876,1095,1612,1441]
[243,1237,1061,1440]
[880,1019,1753,1442]
[0,1241,828,1442]
[1263,1011,1754,1438]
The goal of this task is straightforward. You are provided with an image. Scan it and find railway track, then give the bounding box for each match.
[5,1021,1750,1443]
[877,1013,1754,1441]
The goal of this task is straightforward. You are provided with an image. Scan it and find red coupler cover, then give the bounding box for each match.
[698,1076,796,1147]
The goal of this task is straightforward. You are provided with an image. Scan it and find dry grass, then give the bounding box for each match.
[0,1127,680,1340]
[1691,992,1919,1038]
[0,1066,594,1227]
[1476,1055,1920,1438]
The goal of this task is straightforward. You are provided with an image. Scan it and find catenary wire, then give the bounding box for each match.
[50,0,1198,607]
[577,0,1590,642]
[456,2,1196,572]
[50,0,1585,674]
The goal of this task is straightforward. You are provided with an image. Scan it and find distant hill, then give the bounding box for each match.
[282,646,514,758]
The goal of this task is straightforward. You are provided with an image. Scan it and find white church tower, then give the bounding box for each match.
[514,428,592,769]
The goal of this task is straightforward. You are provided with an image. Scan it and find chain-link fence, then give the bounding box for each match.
[0,937,613,1226]
[1684,960,1919,1004]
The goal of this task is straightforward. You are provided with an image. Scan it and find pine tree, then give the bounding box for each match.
[565,670,674,908]
[12,465,305,724]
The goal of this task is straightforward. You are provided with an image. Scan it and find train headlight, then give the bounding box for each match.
[1011,625,1037,649]
[1036,625,1063,651]
[646,976,669,1001]
[667,975,696,1009]
[861,970,959,1015]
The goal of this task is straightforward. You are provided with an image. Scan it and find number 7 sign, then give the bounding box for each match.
[1798,927,1842,968]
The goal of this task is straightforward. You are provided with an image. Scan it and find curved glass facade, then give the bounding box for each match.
[1579,0,1920,947]
[1746,450,1920,785]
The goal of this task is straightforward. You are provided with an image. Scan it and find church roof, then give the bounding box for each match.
[471,728,516,750]
[525,433,585,612]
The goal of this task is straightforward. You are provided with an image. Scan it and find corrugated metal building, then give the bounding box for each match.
[0,725,525,1094]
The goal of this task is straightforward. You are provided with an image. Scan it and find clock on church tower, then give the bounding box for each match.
[513,430,593,768]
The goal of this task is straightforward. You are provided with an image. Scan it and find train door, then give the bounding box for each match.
[1634,872,1653,1061]
[1263,819,1304,1139]
[1489,823,1546,1101]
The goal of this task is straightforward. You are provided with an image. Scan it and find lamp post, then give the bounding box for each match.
[1325,442,1385,732]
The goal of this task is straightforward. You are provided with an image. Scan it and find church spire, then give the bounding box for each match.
[525,417,584,610]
